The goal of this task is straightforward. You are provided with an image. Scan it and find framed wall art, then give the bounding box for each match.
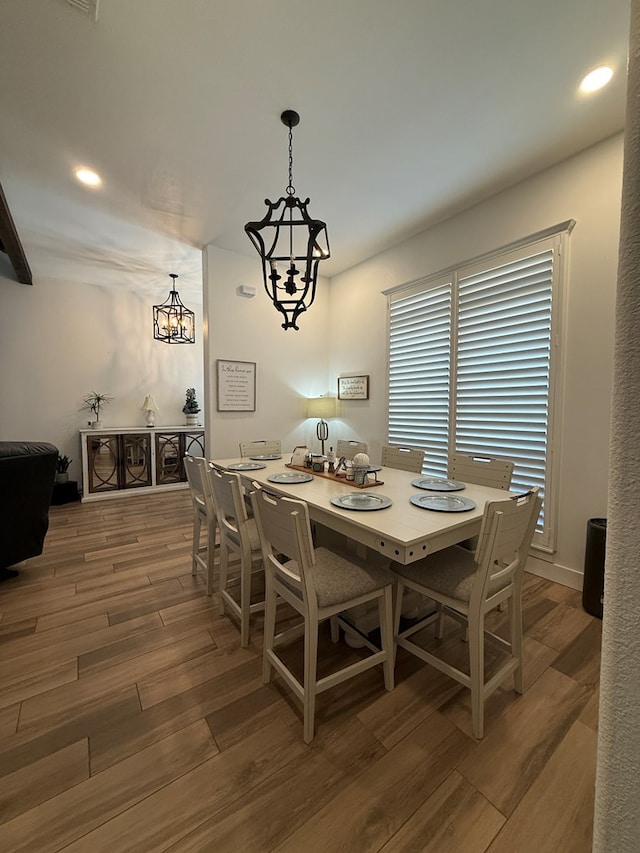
[216,360,256,411]
[337,375,369,400]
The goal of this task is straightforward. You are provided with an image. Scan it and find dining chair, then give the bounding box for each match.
[392,486,541,739]
[250,483,395,743]
[209,463,265,647]
[335,439,368,461]
[183,455,217,596]
[381,444,424,473]
[448,453,514,490]
[239,439,282,458]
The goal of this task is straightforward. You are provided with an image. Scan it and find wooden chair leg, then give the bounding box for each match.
[192,511,202,576]
[511,591,524,694]
[262,582,277,685]
[205,519,216,596]
[379,585,395,691]
[218,547,229,615]
[468,611,485,739]
[303,617,319,744]
[240,551,250,648]
[330,616,340,643]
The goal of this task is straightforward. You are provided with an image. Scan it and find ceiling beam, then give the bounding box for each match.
[0,180,32,285]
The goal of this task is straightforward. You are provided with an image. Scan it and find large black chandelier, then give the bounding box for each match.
[245,110,330,331]
[153,273,195,344]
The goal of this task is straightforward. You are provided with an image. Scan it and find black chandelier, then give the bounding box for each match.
[153,273,195,344]
[245,110,330,331]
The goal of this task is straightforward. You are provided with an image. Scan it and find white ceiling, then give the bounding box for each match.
[0,0,631,296]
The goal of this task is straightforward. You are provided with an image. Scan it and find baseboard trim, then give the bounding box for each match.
[526,555,584,591]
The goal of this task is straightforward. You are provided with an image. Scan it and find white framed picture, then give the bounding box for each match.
[337,375,369,400]
[216,360,256,411]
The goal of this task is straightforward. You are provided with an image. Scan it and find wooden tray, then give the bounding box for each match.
[285,463,384,489]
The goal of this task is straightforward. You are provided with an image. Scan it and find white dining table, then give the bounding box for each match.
[212,456,514,565]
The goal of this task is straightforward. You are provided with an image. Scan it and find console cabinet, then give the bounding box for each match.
[80,427,205,501]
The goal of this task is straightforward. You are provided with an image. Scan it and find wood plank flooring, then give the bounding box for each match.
[0,491,600,852]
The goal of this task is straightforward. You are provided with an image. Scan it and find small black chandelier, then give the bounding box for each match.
[245,110,330,331]
[153,273,195,344]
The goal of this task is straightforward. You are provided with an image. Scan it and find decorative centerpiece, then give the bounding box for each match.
[352,452,371,486]
[81,392,113,429]
[183,388,200,426]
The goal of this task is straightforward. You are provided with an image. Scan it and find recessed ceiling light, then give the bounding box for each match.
[74,167,102,187]
[579,65,614,93]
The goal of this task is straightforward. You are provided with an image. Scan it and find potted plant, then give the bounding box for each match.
[56,454,72,484]
[182,388,200,426]
[81,392,113,429]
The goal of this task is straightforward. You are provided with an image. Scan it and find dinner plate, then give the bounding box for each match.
[226,461,267,471]
[250,454,282,461]
[411,477,465,492]
[267,471,314,484]
[410,493,476,512]
[330,493,392,511]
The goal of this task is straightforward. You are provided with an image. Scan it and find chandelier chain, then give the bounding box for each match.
[286,124,295,196]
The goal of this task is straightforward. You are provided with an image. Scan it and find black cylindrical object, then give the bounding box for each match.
[583,518,606,619]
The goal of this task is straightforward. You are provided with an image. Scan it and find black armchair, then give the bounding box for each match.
[0,441,58,577]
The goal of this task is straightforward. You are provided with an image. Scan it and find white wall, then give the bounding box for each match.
[203,246,332,458]
[326,133,623,585]
[0,268,204,489]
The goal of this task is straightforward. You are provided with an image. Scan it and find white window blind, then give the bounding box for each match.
[387,230,566,551]
[388,280,451,476]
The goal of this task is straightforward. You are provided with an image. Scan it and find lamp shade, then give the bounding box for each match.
[141,395,159,412]
[307,396,336,419]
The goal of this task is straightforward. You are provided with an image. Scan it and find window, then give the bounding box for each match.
[387,225,571,552]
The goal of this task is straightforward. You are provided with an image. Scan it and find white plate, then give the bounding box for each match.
[250,454,282,460]
[410,493,476,512]
[267,471,314,484]
[330,493,392,511]
[411,477,465,492]
[226,461,267,471]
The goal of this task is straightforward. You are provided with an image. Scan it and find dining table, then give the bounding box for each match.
[211,455,515,565]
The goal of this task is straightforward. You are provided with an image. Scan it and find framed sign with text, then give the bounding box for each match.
[216,360,256,411]
[337,375,369,400]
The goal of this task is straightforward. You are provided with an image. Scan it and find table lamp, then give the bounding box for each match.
[306,395,336,455]
[141,394,159,427]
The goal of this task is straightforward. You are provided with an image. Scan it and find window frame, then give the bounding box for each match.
[384,221,573,554]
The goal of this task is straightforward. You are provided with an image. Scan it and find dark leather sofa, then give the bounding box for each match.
[0,441,58,578]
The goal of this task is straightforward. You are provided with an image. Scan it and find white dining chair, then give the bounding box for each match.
[239,439,282,458]
[449,453,515,564]
[392,487,541,739]
[209,463,265,647]
[335,439,368,461]
[448,453,514,490]
[381,444,424,473]
[250,483,394,743]
[183,455,217,596]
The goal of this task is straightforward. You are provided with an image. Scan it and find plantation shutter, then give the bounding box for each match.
[388,278,452,475]
[455,243,555,543]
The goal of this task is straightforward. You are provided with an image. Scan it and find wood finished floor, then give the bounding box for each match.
[0,491,600,852]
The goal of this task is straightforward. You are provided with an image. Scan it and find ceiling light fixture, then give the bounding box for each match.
[153,273,195,344]
[579,65,614,93]
[74,167,102,187]
[245,110,330,331]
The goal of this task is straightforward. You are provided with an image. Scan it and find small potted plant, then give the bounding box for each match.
[81,392,113,429]
[56,454,72,484]
[182,388,200,426]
